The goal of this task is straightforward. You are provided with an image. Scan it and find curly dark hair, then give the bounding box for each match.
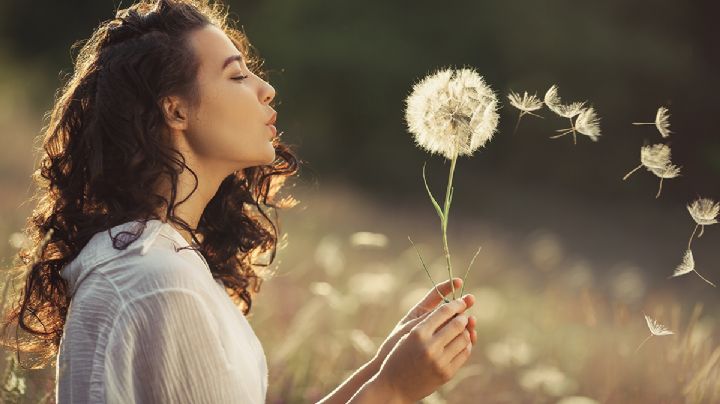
[1,0,300,369]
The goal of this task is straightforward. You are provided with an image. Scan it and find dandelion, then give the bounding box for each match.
[544,85,587,144]
[632,106,672,138]
[635,314,674,353]
[669,249,716,287]
[686,197,719,249]
[507,90,544,134]
[405,67,499,299]
[551,106,601,143]
[405,67,499,160]
[622,143,681,198]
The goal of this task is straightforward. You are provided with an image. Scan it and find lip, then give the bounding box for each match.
[267,124,277,137]
[266,111,277,126]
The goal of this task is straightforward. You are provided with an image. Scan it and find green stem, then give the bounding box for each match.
[442,155,458,299]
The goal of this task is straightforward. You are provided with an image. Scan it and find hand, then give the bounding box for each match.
[375,295,476,402]
[372,278,477,371]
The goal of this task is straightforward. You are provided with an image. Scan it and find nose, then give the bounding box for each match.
[261,81,275,105]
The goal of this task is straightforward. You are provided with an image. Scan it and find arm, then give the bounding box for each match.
[316,358,408,404]
[315,357,379,404]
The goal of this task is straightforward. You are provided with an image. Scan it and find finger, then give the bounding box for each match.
[447,340,473,374]
[461,294,476,310]
[438,294,475,330]
[417,278,463,311]
[418,297,467,334]
[432,312,469,347]
[398,311,431,334]
[441,329,472,364]
[467,316,477,345]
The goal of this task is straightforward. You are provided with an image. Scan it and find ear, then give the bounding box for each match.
[160,95,189,131]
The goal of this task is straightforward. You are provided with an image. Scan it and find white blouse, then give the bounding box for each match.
[56,219,268,403]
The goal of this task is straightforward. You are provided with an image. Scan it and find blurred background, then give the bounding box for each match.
[1,0,720,402]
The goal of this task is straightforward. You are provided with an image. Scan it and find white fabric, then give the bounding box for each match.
[55,219,268,403]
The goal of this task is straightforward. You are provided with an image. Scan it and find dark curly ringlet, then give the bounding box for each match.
[0,0,300,369]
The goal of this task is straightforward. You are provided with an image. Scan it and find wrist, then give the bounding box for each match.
[366,373,409,404]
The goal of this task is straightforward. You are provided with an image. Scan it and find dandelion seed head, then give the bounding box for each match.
[644,314,674,336]
[687,197,720,226]
[575,107,601,141]
[508,90,543,113]
[672,249,695,278]
[655,106,672,138]
[405,67,500,159]
[543,84,586,118]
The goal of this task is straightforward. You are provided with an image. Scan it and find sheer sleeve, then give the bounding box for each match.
[103,287,255,404]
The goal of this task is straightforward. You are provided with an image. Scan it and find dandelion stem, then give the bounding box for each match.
[698,225,705,238]
[408,236,449,303]
[442,155,458,299]
[569,117,577,145]
[693,269,717,288]
[549,132,572,139]
[623,164,643,181]
[460,245,482,297]
[634,334,653,354]
[632,122,654,126]
[688,224,699,250]
[513,111,523,135]
[656,177,664,199]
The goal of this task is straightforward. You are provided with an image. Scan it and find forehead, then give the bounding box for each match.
[188,25,242,73]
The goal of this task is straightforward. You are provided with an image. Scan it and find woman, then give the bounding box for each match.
[1,0,478,402]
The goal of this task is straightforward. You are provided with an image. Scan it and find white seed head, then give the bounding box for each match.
[405,67,499,159]
[544,84,586,118]
[655,106,672,138]
[644,314,674,336]
[508,90,543,113]
[672,249,695,278]
[575,107,601,141]
[687,197,720,226]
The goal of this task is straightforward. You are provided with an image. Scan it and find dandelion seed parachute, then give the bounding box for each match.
[632,106,672,138]
[643,314,674,336]
[574,107,601,142]
[543,84,586,118]
[687,198,720,227]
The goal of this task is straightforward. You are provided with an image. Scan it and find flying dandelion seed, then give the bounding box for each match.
[551,106,602,143]
[507,90,544,134]
[635,314,674,353]
[405,67,499,299]
[622,143,681,198]
[686,197,719,249]
[669,249,717,287]
[544,84,586,145]
[632,106,673,138]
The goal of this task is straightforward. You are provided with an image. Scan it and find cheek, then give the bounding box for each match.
[189,86,270,160]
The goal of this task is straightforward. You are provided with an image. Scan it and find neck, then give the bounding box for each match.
[156,158,229,246]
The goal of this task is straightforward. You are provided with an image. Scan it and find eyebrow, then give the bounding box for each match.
[221,54,243,70]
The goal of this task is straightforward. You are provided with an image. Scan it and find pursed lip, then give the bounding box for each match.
[266,111,277,126]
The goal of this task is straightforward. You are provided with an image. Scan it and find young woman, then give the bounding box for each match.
[1,0,478,402]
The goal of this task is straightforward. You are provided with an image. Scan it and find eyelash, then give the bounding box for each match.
[231,75,249,81]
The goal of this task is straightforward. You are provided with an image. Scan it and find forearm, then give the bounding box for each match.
[346,374,410,404]
[316,357,382,404]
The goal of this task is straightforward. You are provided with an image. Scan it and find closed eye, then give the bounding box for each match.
[231,75,249,81]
